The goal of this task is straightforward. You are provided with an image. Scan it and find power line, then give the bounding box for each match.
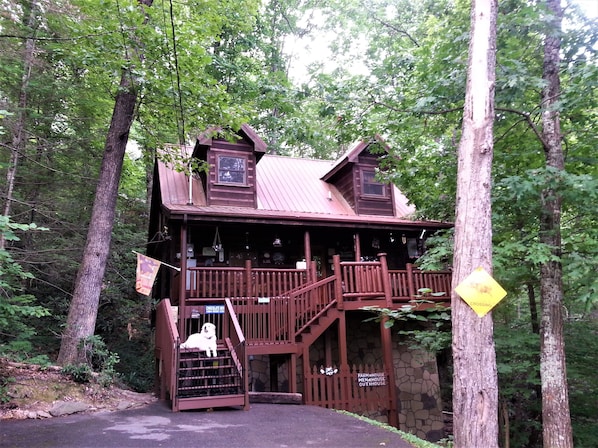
[160,0,183,144]
[168,0,186,146]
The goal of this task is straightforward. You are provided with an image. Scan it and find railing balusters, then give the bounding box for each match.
[184,263,450,347]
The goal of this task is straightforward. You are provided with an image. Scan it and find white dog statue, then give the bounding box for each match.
[180,322,218,357]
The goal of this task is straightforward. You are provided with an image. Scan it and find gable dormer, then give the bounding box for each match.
[322,138,395,216]
[193,124,266,208]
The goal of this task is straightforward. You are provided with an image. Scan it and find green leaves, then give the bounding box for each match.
[361,303,451,354]
[0,217,50,357]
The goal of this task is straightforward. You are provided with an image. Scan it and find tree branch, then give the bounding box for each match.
[495,107,548,148]
[0,30,136,42]
[369,16,420,47]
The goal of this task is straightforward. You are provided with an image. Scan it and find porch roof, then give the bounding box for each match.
[157,153,450,229]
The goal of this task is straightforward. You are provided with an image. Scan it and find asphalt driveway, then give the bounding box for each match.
[0,401,416,448]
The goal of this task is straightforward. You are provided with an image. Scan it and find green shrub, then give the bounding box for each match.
[61,363,93,383]
[61,335,120,386]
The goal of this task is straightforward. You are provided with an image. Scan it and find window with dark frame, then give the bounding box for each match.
[362,170,386,196]
[217,155,246,185]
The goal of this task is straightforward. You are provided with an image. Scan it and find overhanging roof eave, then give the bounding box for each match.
[161,206,452,230]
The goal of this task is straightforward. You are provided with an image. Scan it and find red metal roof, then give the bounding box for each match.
[156,152,452,231]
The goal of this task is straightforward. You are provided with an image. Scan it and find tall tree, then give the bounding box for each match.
[57,0,154,365]
[1,0,39,249]
[56,0,261,365]
[450,0,499,446]
[538,0,573,445]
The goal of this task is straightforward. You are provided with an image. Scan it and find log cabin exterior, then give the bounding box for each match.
[149,125,452,441]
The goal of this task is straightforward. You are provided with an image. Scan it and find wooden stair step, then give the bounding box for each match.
[176,346,243,400]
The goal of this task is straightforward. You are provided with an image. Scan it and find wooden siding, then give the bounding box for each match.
[207,146,257,208]
[333,168,356,209]
[353,158,394,216]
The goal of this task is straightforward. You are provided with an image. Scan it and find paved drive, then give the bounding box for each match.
[1,401,416,448]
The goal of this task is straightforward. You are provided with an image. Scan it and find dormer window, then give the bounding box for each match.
[218,155,247,185]
[362,169,386,197]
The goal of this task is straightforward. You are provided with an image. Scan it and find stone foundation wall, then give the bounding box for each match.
[394,346,445,442]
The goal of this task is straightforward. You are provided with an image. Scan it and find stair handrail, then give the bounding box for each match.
[224,298,245,346]
[224,298,249,410]
[290,275,337,337]
[155,298,179,406]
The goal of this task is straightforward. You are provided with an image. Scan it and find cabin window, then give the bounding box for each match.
[217,155,246,185]
[362,170,386,196]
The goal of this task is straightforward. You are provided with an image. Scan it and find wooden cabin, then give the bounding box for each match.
[149,125,452,442]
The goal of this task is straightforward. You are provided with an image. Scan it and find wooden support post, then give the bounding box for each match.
[354,232,361,261]
[338,309,347,366]
[381,317,398,428]
[304,230,312,281]
[179,222,187,341]
[338,311,348,409]
[290,354,297,394]
[302,345,310,401]
[378,253,393,307]
[325,330,333,369]
[333,255,344,310]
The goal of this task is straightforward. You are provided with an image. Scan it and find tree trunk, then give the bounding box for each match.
[57,73,137,365]
[56,0,153,366]
[451,1,499,447]
[539,0,573,446]
[1,0,38,249]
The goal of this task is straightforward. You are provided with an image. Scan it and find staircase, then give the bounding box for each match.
[174,339,248,411]
[295,302,340,348]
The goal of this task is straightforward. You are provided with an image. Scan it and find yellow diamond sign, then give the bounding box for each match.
[454,267,507,317]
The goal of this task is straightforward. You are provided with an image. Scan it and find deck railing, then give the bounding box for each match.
[186,260,450,304]
[187,260,309,299]
[338,261,385,299]
[182,259,451,348]
[229,296,293,345]
[292,276,337,334]
[388,263,452,303]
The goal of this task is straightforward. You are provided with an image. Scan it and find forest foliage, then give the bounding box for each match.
[0,0,596,445]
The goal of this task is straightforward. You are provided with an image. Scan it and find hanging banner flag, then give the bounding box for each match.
[135,253,161,296]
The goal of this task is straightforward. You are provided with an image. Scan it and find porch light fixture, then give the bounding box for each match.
[273,236,282,247]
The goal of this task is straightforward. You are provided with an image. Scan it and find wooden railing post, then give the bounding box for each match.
[378,253,393,307]
[406,263,416,299]
[244,259,252,297]
[310,263,317,282]
[333,255,344,310]
[304,230,312,281]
